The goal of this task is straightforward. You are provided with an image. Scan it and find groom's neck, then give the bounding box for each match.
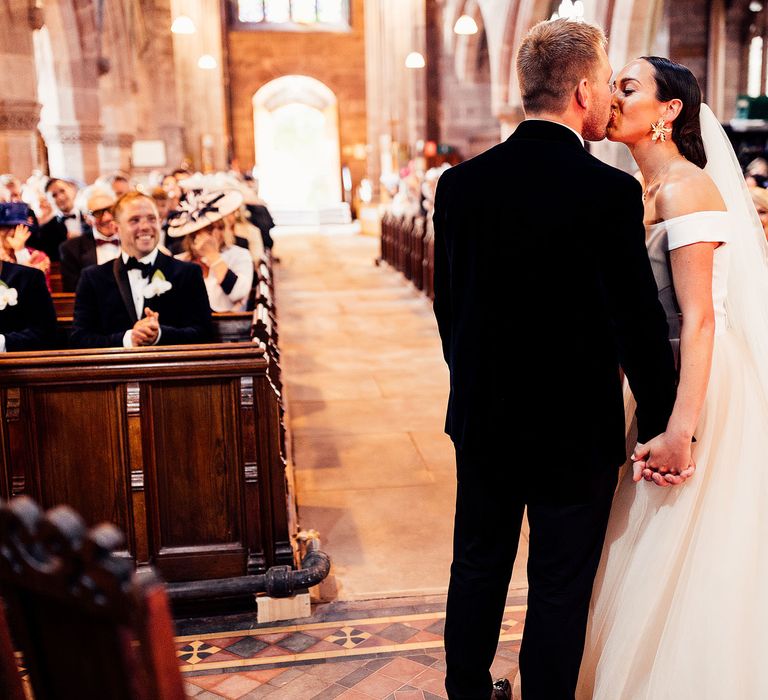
[525,110,584,138]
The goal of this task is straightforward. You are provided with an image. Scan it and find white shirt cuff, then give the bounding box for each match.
[123,329,133,348]
[153,327,162,345]
[0,334,5,353]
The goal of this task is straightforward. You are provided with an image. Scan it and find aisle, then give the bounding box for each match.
[275,231,529,601]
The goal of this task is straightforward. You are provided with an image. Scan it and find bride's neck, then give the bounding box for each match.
[630,139,682,182]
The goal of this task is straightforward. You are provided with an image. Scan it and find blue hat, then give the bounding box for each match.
[0,202,29,227]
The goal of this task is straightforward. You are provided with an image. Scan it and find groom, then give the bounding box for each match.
[433,19,684,700]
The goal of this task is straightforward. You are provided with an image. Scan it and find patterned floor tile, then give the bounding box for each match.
[379,657,428,683]
[325,627,372,649]
[310,685,348,700]
[179,641,223,664]
[277,631,323,653]
[210,674,262,699]
[378,623,420,644]
[225,637,271,658]
[353,670,405,699]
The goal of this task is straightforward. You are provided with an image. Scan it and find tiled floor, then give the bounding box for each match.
[179,595,525,699]
[274,232,529,600]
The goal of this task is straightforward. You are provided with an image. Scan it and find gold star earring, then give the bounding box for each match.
[651,117,672,142]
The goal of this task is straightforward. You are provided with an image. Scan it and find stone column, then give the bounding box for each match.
[0,99,41,177]
[40,123,103,183]
[1,0,41,177]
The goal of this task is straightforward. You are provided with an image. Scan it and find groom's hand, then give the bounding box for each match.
[631,433,694,487]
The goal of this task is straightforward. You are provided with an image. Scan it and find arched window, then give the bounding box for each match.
[235,0,350,29]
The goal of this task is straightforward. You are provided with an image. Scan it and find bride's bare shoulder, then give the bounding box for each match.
[656,160,726,221]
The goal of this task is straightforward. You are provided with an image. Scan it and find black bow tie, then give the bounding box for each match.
[125,257,153,279]
[61,213,77,221]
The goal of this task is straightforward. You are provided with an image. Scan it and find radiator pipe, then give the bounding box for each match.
[166,536,331,602]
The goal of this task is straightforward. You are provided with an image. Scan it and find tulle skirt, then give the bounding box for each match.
[577,328,768,699]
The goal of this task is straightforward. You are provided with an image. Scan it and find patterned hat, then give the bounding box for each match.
[0,202,29,227]
[166,189,244,238]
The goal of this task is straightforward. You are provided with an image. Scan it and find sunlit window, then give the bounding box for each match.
[235,0,349,27]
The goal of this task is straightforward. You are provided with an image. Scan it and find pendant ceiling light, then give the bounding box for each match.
[551,0,585,20]
[198,54,218,70]
[454,14,479,35]
[405,51,426,69]
[171,15,196,34]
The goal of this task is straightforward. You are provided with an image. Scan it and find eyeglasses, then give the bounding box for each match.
[89,207,113,220]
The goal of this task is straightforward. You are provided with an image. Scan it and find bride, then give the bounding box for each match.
[577,56,768,698]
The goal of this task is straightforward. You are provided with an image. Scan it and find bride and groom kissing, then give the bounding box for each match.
[433,16,768,700]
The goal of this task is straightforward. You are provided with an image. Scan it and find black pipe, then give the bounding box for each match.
[166,539,331,602]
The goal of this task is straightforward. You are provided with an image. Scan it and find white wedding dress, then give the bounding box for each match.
[576,207,768,698]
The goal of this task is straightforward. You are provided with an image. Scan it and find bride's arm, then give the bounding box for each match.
[667,241,717,442]
[634,171,724,485]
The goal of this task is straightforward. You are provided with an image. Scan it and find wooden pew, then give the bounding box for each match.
[52,292,75,318]
[0,496,186,700]
[49,261,63,294]
[0,343,295,588]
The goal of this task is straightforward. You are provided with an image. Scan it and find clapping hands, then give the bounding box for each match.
[131,308,160,347]
[631,432,696,488]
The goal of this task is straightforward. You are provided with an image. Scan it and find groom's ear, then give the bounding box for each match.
[575,78,590,110]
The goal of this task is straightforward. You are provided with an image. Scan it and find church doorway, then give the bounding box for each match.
[253,75,347,224]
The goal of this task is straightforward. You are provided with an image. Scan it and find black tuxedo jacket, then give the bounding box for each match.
[433,120,678,488]
[59,232,99,292]
[31,214,92,262]
[70,252,213,348]
[0,262,57,351]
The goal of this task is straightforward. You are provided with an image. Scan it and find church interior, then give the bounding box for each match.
[1,0,768,698]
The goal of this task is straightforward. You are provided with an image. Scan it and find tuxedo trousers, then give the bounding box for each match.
[444,447,617,700]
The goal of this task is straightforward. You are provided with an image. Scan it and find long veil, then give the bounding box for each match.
[699,104,768,408]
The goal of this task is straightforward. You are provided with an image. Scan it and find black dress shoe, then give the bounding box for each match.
[491,678,512,699]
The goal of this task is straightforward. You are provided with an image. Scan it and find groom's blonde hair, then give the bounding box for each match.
[517,18,607,114]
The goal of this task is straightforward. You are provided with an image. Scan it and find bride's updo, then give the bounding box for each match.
[641,56,707,169]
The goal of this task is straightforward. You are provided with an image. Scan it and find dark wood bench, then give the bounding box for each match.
[0,343,295,591]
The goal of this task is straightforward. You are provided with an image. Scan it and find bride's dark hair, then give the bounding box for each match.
[641,56,707,169]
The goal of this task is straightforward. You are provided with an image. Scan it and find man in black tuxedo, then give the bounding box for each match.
[59,190,121,292]
[433,20,684,700]
[31,178,91,262]
[71,192,212,348]
[0,261,57,352]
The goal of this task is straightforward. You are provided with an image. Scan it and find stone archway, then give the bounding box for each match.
[253,76,345,223]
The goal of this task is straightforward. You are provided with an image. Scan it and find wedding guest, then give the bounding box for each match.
[59,190,121,292]
[0,213,51,291]
[31,178,91,261]
[0,175,24,202]
[71,191,212,348]
[0,203,57,352]
[108,172,133,198]
[745,157,768,188]
[750,187,768,241]
[169,190,253,312]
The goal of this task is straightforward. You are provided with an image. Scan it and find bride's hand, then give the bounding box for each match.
[632,433,695,487]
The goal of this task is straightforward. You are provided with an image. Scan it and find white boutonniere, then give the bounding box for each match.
[0,280,18,311]
[142,270,173,299]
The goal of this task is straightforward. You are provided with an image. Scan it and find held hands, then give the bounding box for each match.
[131,308,160,347]
[632,432,696,488]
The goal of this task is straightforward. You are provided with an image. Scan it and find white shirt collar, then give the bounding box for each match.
[524,118,585,146]
[121,248,160,266]
[93,229,118,243]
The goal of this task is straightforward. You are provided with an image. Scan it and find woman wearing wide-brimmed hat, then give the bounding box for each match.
[168,190,254,312]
